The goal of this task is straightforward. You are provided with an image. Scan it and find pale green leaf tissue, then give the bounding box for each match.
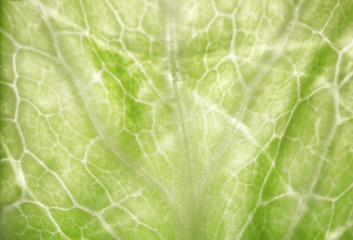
[1,0,353,239]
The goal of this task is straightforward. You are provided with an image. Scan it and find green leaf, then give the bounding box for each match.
[1,0,353,239]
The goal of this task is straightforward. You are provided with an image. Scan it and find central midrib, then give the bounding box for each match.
[164,0,201,239]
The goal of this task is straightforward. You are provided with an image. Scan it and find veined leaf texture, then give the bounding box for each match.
[1,0,353,239]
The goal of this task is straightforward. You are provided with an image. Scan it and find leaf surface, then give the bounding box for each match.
[1,0,353,239]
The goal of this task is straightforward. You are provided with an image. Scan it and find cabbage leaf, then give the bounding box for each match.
[1,0,353,239]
